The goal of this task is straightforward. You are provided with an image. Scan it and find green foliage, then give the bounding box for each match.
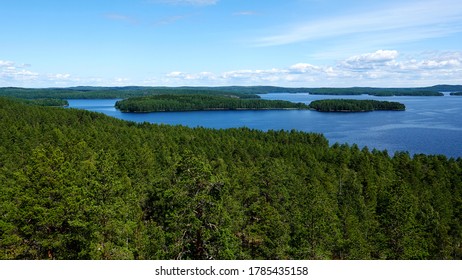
[0,85,448,100]
[309,99,405,112]
[115,94,309,112]
[426,85,462,92]
[450,92,462,96]
[1,97,69,107]
[16,98,69,107]
[308,88,443,96]
[1,97,462,260]
[0,87,260,99]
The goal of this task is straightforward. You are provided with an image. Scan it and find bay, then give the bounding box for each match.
[67,93,462,158]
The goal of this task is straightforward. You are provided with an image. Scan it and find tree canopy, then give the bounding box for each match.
[1,97,461,260]
[0,87,260,100]
[307,88,442,96]
[309,99,405,112]
[115,94,309,112]
[0,85,449,99]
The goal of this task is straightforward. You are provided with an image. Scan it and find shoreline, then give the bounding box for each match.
[117,107,310,113]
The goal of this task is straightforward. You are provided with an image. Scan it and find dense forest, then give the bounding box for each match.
[0,85,455,100]
[309,99,405,112]
[0,87,260,100]
[450,92,462,96]
[208,85,457,95]
[427,85,462,92]
[307,88,443,96]
[11,98,69,107]
[1,97,462,260]
[115,94,309,112]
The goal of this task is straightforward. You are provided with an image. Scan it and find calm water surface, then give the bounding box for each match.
[67,94,462,158]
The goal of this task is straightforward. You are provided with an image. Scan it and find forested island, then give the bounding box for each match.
[309,99,406,112]
[115,94,309,112]
[450,92,462,96]
[1,97,462,260]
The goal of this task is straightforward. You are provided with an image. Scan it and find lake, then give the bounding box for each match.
[67,93,462,158]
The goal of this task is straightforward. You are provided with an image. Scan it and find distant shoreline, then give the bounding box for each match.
[1,85,459,99]
[118,107,308,113]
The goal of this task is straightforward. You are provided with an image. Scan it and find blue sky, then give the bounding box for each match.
[1,0,461,87]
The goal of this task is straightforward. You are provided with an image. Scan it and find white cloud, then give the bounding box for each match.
[0,59,130,87]
[255,0,462,47]
[345,50,399,64]
[341,50,399,70]
[9,70,39,81]
[222,68,287,80]
[49,73,71,80]
[153,50,462,87]
[398,52,462,71]
[3,50,462,88]
[0,60,15,67]
[164,71,218,84]
[1,60,39,84]
[289,63,322,74]
[414,59,461,70]
[112,77,131,86]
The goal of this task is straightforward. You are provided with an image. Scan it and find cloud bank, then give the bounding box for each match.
[158,50,462,87]
[2,50,461,87]
[0,60,39,84]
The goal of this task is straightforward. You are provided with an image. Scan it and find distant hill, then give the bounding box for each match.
[0,85,460,99]
[423,85,462,92]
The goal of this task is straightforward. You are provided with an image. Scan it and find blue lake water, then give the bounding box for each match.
[67,93,462,158]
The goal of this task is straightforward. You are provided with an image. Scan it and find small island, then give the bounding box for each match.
[309,99,405,112]
[450,92,462,96]
[115,94,310,112]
